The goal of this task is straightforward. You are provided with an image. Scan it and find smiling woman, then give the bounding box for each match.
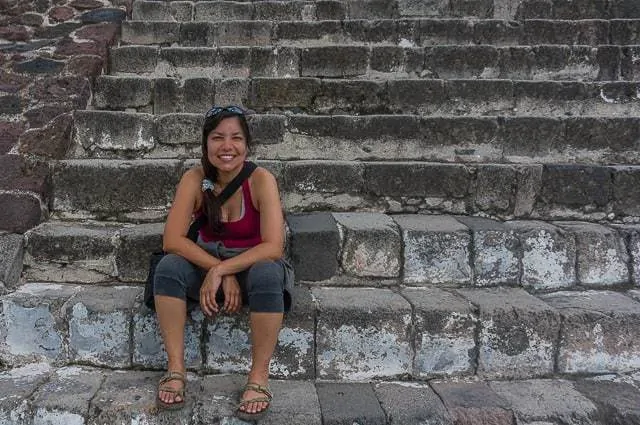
[150,106,293,421]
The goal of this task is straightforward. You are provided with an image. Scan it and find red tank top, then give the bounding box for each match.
[197,179,262,248]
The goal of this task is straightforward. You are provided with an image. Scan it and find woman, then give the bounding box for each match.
[152,105,292,420]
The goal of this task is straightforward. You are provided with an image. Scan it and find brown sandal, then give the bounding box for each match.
[236,382,273,421]
[157,371,186,410]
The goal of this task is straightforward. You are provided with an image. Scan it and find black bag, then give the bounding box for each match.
[143,161,258,310]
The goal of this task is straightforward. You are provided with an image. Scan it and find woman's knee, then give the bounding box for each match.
[246,260,284,294]
[153,254,200,298]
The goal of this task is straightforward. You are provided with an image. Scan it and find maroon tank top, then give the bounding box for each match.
[197,179,262,248]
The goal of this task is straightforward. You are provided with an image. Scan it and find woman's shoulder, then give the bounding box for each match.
[250,166,278,189]
[182,165,205,183]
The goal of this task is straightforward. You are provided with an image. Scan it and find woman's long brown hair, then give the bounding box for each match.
[200,110,252,234]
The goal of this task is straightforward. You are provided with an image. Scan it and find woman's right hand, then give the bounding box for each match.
[200,267,223,316]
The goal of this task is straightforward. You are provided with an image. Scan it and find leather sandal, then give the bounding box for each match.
[236,382,273,421]
[157,371,186,410]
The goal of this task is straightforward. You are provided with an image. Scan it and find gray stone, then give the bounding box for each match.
[183,78,215,114]
[399,0,448,16]
[133,308,203,370]
[155,113,202,147]
[250,46,299,78]
[451,0,493,17]
[457,287,561,379]
[431,381,515,425]
[179,22,213,46]
[247,114,286,145]
[213,21,273,47]
[121,21,181,45]
[0,363,51,423]
[300,46,368,78]
[254,1,306,20]
[565,118,640,155]
[194,1,253,21]
[618,225,640,286]
[473,20,522,45]
[472,165,517,214]
[74,110,155,154]
[344,19,399,43]
[514,165,543,218]
[386,79,445,113]
[573,379,640,423]
[540,290,640,374]
[109,46,158,74]
[333,213,401,278]
[316,0,346,19]
[286,213,340,281]
[455,217,520,286]
[94,76,153,110]
[425,45,499,79]
[613,166,640,217]
[445,80,514,115]
[347,0,397,18]
[24,222,118,283]
[316,382,386,425]
[313,287,412,379]
[538,164,613,214]
[552,0,607,18]
[65,286,141,368]
[489,379,599,425]
[153,78,184,115]
[403,287,476,377]
[554,222,629,286]
[504,220,577,290]
[1,283,81,365]
[249,78,320,110]
[421,117,499,153]
[499,117,566,159]
[31,366,103,424]
[375,382,453,424]
[213,78,249,108]
[116,223,163,282]
[283,160,365,195]
[0,233,23,292]
[394,215,472,285]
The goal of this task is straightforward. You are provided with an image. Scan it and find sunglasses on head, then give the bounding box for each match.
[204,105,245,118]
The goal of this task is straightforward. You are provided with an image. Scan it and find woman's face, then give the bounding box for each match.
[206,116,248,174]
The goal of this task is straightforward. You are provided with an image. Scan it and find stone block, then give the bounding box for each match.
[0,233,23,292]
[254,1,305,20]
[565,117,640,154]
[554,222,629,286]
[316,383,386,425]
[65,286,141,368]
[457,287,561,379]
[499,117,566,158]
[524,19,609,45]
[343,19,398,43]
[0,192,44,234]
[613,166,640,216]
[31,366,103,424]
[538,164,613,213]
[333,213,401,278]
[109,46,158,73]
[53,159,182,218]
[247,114,286,145]
[450,0,494,17]
[286,212,339,281]
[398,0,448,16]
[74,110,155,154]
[1,283,81,365]
[504,220,576,289]
[121,21,180,45]
[300,46,368,77]
[375,382,453,424]
[133,308,203,369]
[313,287,412,379]
[425,45,499,79]
[332,115,421,140]
[347,0,397,18]
[0,363,51,423]
[179,22,214,46]
[431,381,515,425]
[159,47,218,71]
[94,76,153,110]
[472,165,517,214]
[155,113,201,147]
[183,78,214,114]
[115,223,163,282]
[446,79,513,112]
[370,46,406,73]
[552,0,607,18]
[618,225,640,285]
[132,0,180,20]
[249,78,320,110]
[455,217,520,286]
[24,222,117,283]
[283,160,364,195]
[276,20,344,42]
[250,46,299,78]
[598,45,621,81]
[213,21,273,47]
[540,290,640,374]
[394,215,471,285]
[19,113,74,159]
[316,0,346,19]
[612,19,640,44]
[215,47,252,78]
[403,287,476,377]
[213,78,249,107]
[194,1,253,21]
[473,20,523,45]
[386,79,445,113]
[611,0,640,17]
[489,379,598,424]
[573,379,640,423]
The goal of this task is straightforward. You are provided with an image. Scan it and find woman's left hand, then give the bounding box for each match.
[200,267,223,316]
[222,274,242,313]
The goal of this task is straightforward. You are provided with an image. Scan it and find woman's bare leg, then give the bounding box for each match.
[155,295,187,405]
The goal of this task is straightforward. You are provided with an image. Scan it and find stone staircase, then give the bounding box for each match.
[3,0,640,423]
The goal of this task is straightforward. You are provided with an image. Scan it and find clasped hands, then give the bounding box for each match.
[199,266,242,317]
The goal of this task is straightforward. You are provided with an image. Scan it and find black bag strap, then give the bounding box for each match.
[186,161,258,242]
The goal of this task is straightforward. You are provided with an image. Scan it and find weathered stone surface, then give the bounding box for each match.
[283,160,365,195]
[403,287,476,377]
[554,222,629,286]
[249,77,319,110]
[115,223,163,282]
[333,213,401,278]
[1,283,81,365]
[121,21,180,45]
[13,57,65,74]
[394,215,471,285]
[18,113,74,159]
[286,213,339,281]
[431,381,515,425]
[316,382,386,425]
[504,220,577,290]
[313,287,412,380]
[94,76,153,109]
[540,291,640,374]
[374,381,452,424]
[74,110,155,154]
[31,366,103,424]
[0,363,51,423]
[613,166,640,217]
[457,287,561,379]
[455,216,520,286]
[65,54,104,77]
[0,233,23,292]
[618,225,640,286]
[155,113,201,146]
[133,308,202,369]
[24,221,117,283]
[109,46,158,73]
[0,192,44,234]
[193,1,251,21]
[573,379,640,423]
[23,104,74,129]
[490,379,599,424]
[49,5,76,21]
[300,46,368,77]
[79,7,126,23]
[247,114,285,145]
[250,46,299,78]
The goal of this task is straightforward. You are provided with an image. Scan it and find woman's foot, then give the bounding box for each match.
[157,371,186,410]
[236,377,272,421]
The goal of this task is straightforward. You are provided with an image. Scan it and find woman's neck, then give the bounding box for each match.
[216,164,244,187]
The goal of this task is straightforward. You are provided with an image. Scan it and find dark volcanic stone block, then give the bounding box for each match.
[284,160,364,194]
[375,382,453,424]
[316,0,347,19]
[110,46,158,73]
[249,78,320,110]
[432,381,515,425]
[386,79,445,112]
[116,223,163,282]
[566,117,640,154]
[613,166,640,217]
[610,0,640,18]
[499,117,566,158]
[573,380,640,422]
[300,46,368,77]
[154,78,182,115]
[552,0,608,18]
[286,213,339,281]
[317,383,386,425]
[314,80,386,113]
[332,115,421,140]
[425,45,499,78]
[422,117,498,147]
[538,164,612,210]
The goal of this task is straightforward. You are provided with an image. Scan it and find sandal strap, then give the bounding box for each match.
[243,382,273,400]
[159,371,186,386]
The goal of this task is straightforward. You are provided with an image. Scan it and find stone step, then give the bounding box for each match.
[121,18,640,47]
[128,0,640,22]
[51,158,640,221]
[92,75,640,117]
[3,366,640,425]
[3,282,640,381]
[108,44,637,81]
[70,111,640,165]
[21,216,640,288]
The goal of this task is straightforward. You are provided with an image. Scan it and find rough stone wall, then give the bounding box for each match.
[0,0,128,233]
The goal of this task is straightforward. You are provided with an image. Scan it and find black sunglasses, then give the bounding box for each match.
[204,105,245,118]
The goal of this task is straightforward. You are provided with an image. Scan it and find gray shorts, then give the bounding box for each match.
[153,253,292,313]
